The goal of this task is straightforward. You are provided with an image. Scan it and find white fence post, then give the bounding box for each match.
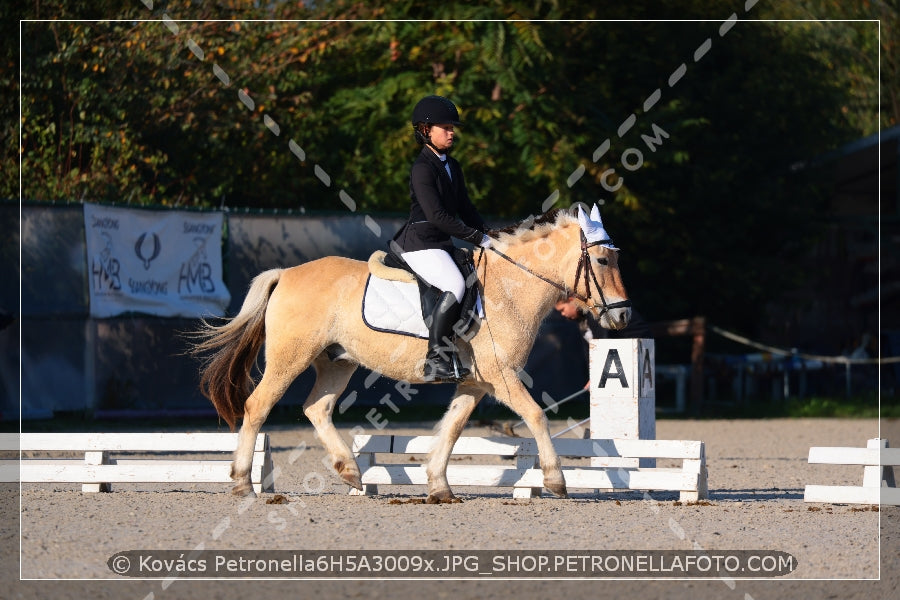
[82,451,110,493]
[589,339,656,468]
[863,438,895,488]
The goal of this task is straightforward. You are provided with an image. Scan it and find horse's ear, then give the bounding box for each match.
[577,205,592,231]
[577,205,602,239]
[579,203,619,249]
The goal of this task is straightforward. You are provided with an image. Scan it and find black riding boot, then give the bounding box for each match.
[423,291,471,382]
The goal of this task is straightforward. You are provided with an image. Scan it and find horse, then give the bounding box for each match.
[189,204,632,502]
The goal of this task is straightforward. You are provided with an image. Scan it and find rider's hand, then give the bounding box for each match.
[479,234,492,249]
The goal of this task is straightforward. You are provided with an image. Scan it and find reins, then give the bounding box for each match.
[477,229,632,317]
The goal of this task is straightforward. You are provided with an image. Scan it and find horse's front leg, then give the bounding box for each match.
[425,384,485,503]
[495,377,567,498]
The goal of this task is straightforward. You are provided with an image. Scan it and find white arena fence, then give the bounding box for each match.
[804,438,898,505]
[0,432,274,494]
[349,434,708,502]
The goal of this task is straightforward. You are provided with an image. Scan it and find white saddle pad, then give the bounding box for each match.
[361,275,484,339]
[362,275,429,338]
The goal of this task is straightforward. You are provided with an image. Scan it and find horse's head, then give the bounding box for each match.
[485,205,632,331]
[570,204,632,330]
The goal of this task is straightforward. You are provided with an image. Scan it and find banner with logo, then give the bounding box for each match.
[84,203,231,318]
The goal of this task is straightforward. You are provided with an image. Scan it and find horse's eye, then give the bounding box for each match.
[595,257,608,266]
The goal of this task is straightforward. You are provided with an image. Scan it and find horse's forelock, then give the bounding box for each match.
[488,208,576,245]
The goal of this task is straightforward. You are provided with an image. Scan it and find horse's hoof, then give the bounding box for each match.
[333,460,363,491]
[545,481,568,498]
[231,483,257,498]
[340,471,363,491]
[426,489,457,504]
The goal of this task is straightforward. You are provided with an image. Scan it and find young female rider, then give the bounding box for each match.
[391,95,492,382]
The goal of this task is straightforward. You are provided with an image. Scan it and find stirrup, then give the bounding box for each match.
[451,353,471,380]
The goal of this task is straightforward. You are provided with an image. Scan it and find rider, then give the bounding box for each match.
[391,95,492,382]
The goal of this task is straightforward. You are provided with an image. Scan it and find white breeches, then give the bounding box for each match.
[401,249,465,303]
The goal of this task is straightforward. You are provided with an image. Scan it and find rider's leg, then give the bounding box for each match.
[400,249,469,382]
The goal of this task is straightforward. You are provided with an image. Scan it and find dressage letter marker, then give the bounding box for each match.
[598,350,628,388]
[589,339,656,468]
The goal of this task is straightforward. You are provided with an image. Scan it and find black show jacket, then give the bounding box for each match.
[392,146,486,253]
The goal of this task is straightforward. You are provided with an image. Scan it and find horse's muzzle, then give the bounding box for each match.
[596,302,631,330]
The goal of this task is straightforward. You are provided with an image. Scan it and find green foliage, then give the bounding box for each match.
[4,0,892,337]
[682,393,892,419]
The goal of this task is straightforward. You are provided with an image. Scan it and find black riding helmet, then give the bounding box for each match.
[411,95,462,127]
[412,95,462,147]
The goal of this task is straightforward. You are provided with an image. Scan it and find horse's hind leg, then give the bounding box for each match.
[426,383,486,503]
[230,368,299,497]
[302,355,360,490]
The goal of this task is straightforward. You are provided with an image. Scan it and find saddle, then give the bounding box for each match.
[362,248,482,339]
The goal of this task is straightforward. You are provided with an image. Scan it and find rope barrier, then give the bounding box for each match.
[551,417,590,439]
[708,324,900,365]
[509,388,588,431]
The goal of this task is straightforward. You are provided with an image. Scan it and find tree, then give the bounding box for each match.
[4,0,886,338]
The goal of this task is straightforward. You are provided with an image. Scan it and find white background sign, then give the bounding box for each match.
[84,203,231,318]
[589,338,656,467]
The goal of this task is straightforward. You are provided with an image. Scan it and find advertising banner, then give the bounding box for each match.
[84,203,230,318]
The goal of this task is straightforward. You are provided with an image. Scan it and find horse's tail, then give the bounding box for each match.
[188,269,283,431]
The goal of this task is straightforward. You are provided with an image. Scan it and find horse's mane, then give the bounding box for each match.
[487,207,577,246]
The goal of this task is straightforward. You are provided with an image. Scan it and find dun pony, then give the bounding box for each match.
[189,204,631,502]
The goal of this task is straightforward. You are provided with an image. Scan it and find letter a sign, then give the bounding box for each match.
[588,338,656,467]
[598,349,629,389]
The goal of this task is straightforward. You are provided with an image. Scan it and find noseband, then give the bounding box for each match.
[481,229,632,317]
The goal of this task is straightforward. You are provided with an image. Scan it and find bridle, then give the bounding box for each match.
[478,229,632,318]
